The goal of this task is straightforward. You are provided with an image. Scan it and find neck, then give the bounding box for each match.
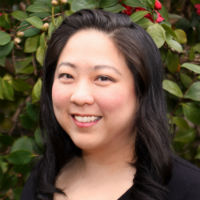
[79,134,136,174]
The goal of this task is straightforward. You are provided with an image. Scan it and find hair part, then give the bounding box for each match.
[38,9,172,200]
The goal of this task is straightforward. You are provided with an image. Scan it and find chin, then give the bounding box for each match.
[72,138,103,152]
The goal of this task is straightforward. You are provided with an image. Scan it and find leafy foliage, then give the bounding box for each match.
[0,0,200,199]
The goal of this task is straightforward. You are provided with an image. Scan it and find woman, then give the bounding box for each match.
[21,9,200,200]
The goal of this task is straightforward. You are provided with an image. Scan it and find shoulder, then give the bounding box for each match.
[167,155,200,200]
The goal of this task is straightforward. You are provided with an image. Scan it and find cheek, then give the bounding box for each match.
[97,86,136,112]
[52,82,69,109]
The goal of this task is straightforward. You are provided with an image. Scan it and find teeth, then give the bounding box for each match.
[74,115,100,123]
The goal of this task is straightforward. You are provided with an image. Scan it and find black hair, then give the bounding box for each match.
[37,9,172,200]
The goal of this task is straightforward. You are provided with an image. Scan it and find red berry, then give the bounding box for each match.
[195,4,200,16]
[155,11,164,23]
[122,4,134,16]
[155,0,162,10]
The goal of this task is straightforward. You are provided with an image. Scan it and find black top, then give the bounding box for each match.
[21,156,200,200]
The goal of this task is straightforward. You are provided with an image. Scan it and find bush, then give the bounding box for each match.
[0,0,200,199]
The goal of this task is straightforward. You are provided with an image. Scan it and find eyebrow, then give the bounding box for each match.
[94,65,122,75]
[57,62,122,76]
[57,62,76,69]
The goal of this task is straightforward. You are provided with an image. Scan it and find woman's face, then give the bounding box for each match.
[52,29,138,152]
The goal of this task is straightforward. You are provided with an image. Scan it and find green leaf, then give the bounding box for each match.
[35,0,52,6]
[0,158,8,173]
[166,51,179,73]
[189,44,200,60]
[125,0,147,9]
[11,10,28,21]
[13,188,23,200]
[48,16,63,38]
[130,11,149,23]
[136,17,153,29]
[39,32,46,48]
[0,31,11,46]
[48,22,56,38]
[193,43,200,53]
[0,78,3,99]
[13,79,32,92]
[174,128,196,143]
[7,150,32,165]
[16,56,32,68]
[180,73,192,88]
[184,82,200,101]
[34,128,43,148]
[26,102,39,122]
[24,27,40,37]
[103,3,124,13]
[0,41,14,58]
[32,78,42,103]
[166,38,183,53]
[100,0,118,8]
[2,79,14,101]
[172,116,189,130]
[182,103,200,125]
[191,0,200,5]
[29,12,50,19]
[0,13,11,29]
[36,34,46,65]
[26,16,43,30]
[182,63,200,74]
[20,113,37,130]
[26,3,51,13]
[0,57,5,67]
[18,20,29,30]
[159,6,169,21]
[189,48,195,61]
[64,9,74,17]
[15,57,34,74]
[174,29,187,44]
[3,74,13,83]
[16,65,34,74]
[163,79,183,98]
[24,35,40,53]
[0,167,3,184]
[162,24,176,38]
[71,0,99,12]
[11,136,34,153]
[146,0,155,9]
[55,16,64,28]
[147,24,166,48]
[0,172,17,191]
[36,46,45,66]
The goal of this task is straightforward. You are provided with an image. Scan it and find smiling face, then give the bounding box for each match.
[52,29,138,153]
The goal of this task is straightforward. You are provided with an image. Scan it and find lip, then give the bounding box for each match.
[71,113,101,117]
[71,114,102,128]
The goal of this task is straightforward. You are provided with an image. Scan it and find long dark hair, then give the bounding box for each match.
[37,9,172,200]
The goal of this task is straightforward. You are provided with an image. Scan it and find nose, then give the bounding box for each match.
[70,81,94,106]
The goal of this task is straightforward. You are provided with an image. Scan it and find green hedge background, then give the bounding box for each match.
[0,0,200,199]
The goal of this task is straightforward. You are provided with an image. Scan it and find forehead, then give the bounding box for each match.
[57,29,124,63]
[64,28,115,49]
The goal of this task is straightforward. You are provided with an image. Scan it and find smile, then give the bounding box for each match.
[74,115,101,123]
[72,114,102,127]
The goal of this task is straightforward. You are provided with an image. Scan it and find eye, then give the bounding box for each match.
[95,75,115,86]
[96,75,113,82]
[58,73,73,79]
